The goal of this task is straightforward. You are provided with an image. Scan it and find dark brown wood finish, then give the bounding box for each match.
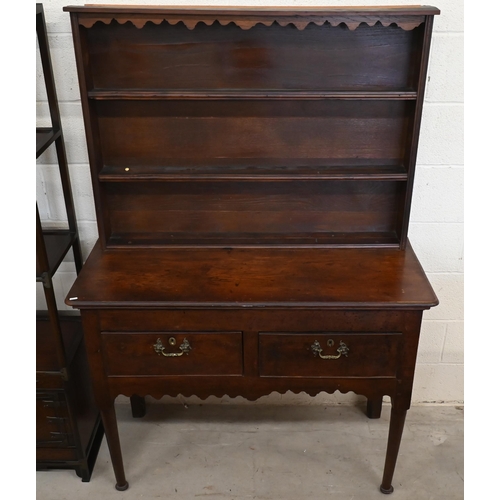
[102,332,243,376]
[129,395,146,418]
[37,4,103,481]
[86,22,422,91]
[259,332,401,377]
[367,396,384,419]
[64,4,438,250]
[67,243,437,309]
[36,313,104,481]
[64,4,439,493]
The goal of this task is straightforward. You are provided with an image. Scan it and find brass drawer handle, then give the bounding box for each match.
[311,339,349,359]
[153,338,191,357]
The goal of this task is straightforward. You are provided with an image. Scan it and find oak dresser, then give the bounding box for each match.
[63,4,440,493]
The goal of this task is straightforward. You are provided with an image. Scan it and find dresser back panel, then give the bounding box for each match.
[86,21,424,91]
[96,100,412,166]
[104,180,403,245]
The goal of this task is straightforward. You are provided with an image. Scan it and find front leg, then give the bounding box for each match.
[101,401,129,491]
[80,311,129,490]
[380,405,407,494]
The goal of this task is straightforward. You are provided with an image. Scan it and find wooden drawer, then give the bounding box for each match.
[259,332,401,378]
[102,332,243,376]
[36,391,73,448]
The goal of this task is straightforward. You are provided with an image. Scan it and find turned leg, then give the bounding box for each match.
[366,396,383,419]
[380,406,407,494]
[130,395,146,418]
[101,403,129,491]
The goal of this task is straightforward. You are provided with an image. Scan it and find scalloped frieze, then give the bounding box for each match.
[111,387,389,402]
[78,15,425,31]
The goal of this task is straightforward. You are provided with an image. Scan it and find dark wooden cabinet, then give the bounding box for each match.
[36,3,103,481]
[63,4,439,493]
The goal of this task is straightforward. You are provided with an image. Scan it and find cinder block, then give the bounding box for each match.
[36,33,80,102]
[412,363,464,403]
[38,0,77,34]
[411,166,464,223]
[408,223,464,273]
[77,221,100,260]
[36,102,88,165]
[68,164,97,222]
[36,168,50,220]
[36,151,94,226]
[35,100,51,129]
[442,321,464,363]
[36,47,48,102]
[426,33,464,103]
[417,104,464,165]
[37,165,67,223]
[430,0,464,32]
[423,273,464,321]
[417,321,446,363]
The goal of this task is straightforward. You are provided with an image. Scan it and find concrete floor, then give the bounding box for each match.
[36,403,463,500]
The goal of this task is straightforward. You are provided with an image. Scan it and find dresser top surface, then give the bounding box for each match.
[66,244,437,310]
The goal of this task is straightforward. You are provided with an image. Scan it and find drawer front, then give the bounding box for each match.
[36,391,73,448]
[259,332,401,377]
[102,332,243,376]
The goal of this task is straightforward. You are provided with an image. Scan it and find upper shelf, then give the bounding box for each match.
[81,17,427,92]
[88,89,418,101]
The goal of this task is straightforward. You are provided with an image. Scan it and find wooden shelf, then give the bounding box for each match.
[36,229,76,280]
[99,162,408,182]
[71,3,429,251]
[36,127,60,158]
[88,89,418,101]
[108,231,400,248]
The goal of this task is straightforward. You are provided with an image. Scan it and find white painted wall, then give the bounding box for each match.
[36,0,464,405]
